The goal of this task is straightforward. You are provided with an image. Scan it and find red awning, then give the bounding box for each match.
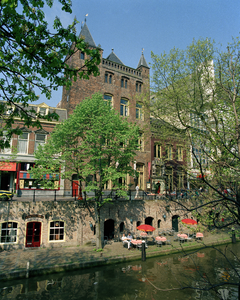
[0,162,17,171]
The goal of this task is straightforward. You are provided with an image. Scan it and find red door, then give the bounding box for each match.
[26,222,41,247]
[72,181,78,197]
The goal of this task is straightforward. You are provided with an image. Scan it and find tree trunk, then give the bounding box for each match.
[95,207,102,249]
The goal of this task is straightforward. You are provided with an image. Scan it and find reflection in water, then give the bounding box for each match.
[0,244,239,300]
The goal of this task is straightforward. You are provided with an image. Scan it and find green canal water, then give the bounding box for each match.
[0,243,239,300]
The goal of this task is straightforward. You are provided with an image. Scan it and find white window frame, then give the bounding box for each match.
[120,98,128,117]
[177,146,183,161]
[154,144,161,158]
[0,222,18,244]
[38,107,48,116]
[17,132,29,154]
[136,103,143,120]
[49,221,65,242]
[35,133,46,151]
[104,94,113,106]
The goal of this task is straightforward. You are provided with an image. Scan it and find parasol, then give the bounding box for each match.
[137,224,156,232]
[181,218,197,225]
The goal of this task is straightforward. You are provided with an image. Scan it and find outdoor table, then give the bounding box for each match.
[177,234,188,243]
[131,239,143,250]
[155,236,167,247]
[196,232,204,240]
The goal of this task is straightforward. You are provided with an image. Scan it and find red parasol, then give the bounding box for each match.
[181,218,197,225]
[137,224,156,232]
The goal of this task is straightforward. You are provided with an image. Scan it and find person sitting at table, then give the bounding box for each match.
[121,233,132,250]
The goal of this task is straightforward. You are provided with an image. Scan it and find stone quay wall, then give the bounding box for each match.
[0,199,192,250]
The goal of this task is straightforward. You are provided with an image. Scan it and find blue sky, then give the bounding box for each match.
[41,0,240,107]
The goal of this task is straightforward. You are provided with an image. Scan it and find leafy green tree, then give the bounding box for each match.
[0,0,101,149]
[150,37,240,230]
[31,93,140,248]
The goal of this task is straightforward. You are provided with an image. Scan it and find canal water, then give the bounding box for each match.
[0,243,239,300]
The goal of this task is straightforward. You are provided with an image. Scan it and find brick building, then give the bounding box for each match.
[150,118,188,194]
[0,102,67,197]
[58,22,151,194]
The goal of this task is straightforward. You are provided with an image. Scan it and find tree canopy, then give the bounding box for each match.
[32,93,140,247]
[0,0,101,148]
[150,37,240,229]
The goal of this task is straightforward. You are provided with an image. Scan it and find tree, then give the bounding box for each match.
[150,37,240,230]
[0,0,101,149]
[31,93,140,248]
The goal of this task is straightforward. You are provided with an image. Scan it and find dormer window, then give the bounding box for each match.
[37,106,49,117]
[39,107,46,116]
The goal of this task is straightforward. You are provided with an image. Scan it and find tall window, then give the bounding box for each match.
[120,99,128,116]
[49,221,64,241]
[166,146,172,160]
[121,77,128,89]
[104,94,112,106]
[136,82,142,92]
[138,133,144,151]
[136,103,143,120]
[35,134,46,151]
[80,52,84,60]
[17,132,28,154]
[1,222,18,243]
[166,168,173,191]
[154,144,161,158]
[105,73,112,84]
[177,146,183,161]
[178,172,184,189]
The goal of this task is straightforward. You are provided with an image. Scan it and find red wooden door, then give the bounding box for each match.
[72,181,78,197]
[26,222,41,247]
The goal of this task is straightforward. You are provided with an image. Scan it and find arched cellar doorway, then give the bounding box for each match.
[104,219,115,240]
[145,217,154,226]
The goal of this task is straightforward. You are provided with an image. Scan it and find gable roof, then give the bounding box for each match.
[79,23,97,48]
[106,50,124,65]
[137,52,149,69]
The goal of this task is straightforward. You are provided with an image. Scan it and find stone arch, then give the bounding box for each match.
[104,219,115,239]
[119,222,124,233]
[145,216,154,226]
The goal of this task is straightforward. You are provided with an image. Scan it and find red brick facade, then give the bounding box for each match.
[58,24,151,192]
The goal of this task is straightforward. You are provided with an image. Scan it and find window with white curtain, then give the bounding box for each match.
[17,132,29,154]
[35,134,46,151]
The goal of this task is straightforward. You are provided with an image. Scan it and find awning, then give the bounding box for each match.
[0,162,17,171]
[20,172,59,180]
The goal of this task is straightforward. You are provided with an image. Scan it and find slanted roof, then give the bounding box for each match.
[137,52,149,69]
[106,49,124,65]
[79,23,97,48]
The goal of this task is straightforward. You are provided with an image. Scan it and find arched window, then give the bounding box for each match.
[137,221,141,227]
[120,98,129,116]
[158,219,161,229]
[104,94,113,106]
[1,222,18,243]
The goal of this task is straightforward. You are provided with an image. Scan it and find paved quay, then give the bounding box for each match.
[0,230,237,281]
